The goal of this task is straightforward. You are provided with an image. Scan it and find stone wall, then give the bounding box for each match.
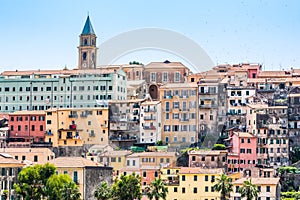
[84,166,113,200]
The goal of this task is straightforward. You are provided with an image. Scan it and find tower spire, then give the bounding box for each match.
[81,15,95,35]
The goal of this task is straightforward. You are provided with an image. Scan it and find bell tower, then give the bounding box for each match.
[78,16,98,69]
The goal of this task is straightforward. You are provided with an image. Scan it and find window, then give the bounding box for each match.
[34,156,38,162]
[266,186,270,192]
[143,171,147,177]
[194,175,197,181]
[22,156,26,161]
[174,187,178,192]
[150,72,156,82]
[211,186,215,192]
[175,72,180,82]
[182,187,185,193]
[205,175,208,181]
[163,72,168,82]
[193,187,197,193]
[73,171,78,183]
[235,186,239,193]
[205,186,208,192]
[182,175,186,181]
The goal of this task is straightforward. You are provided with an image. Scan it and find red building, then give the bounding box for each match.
[226,132,257,173]
[8,111,46,147]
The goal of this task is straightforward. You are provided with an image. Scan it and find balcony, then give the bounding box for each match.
[80,113,87,118]
[164,95,173,99]
[163,179,179,186]
[180,95,189,98]
[199,104,217,108]
[69,124,77,130]
[143,126,156,130]
[68,114,78,118]
[144,108,156,113]
[133,104,140,108]
[45,131,53,136]
[179,118,189,122]
[144,116,156,121]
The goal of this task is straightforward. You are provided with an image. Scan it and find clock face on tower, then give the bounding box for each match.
[82,62,87,68]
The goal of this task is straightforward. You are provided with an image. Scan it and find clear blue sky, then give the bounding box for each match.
[0,0,299,71]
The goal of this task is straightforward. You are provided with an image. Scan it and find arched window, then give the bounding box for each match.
[84,38,88,45]
[83,52,87,60]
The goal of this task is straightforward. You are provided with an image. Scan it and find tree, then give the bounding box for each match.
[238,179,259,200]
[60,181,81,200]
[145,178,168,200]
[46,174,80,200]
[111,173,142,200]
[14,163,56,200]
[213,173,233,200]
[94,182,112,200]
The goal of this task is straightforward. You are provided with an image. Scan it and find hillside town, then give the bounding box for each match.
[0,16,299,200]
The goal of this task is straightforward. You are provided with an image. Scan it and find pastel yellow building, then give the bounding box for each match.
[97,150,132,177]
[161,167,223,200]
[231,177,280,200]
[45,107,109,147]
[159,83,198,149]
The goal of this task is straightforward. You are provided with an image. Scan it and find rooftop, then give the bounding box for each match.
[48,157,103,168]
[233,177,280,185]
[81,16,95,35]
[179,167,223,174]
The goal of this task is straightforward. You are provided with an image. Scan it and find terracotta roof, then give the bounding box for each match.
[179,167,223,174]
[48,157,103,168]
[0,153,25,165]
[258,71,290,78]
[126,152,177,158]
[160,82,198,89]
[9,110,45,115]
[141,101,161,105]
[145,62,188,69]
[233,177,280,185]
[188,149,227,155]
[99,150,132,157]
[233,132,255,138]
[0,148,54,154]
[246,103,268,109]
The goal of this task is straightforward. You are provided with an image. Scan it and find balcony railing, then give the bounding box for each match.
[143,126,156,130]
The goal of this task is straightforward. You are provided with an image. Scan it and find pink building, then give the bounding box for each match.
[226,132,257,173]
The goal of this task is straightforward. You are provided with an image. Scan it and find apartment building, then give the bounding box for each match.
[0,153,25,200]
[8,111,46,147]
[188,149,227,169]
[144,61,191,100]
[161,167,223,200]
[108,99,145,149]
[159,83,198,149]
[231,178,280,200]
[45,107,109,147]
[198,79,227,143]
[140,101,162,143]
[247,103,289,168]
[288,87,300,150]
[226,132,257,173]
[0,148,55,164]
[120,152,177,191]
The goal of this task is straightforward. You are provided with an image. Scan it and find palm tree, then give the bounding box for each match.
[145,178,168,200]
[60,181,81,200]
[94,182,111,200]
[213,173,233,200]
[238,179,259,200]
